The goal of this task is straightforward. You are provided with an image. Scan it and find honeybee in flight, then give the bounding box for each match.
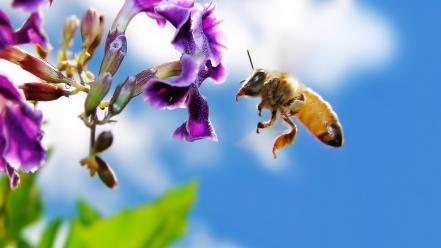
[236,51,344,158]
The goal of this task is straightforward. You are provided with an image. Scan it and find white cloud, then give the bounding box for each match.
[172,222,245,248]
[73,0,395,89]
[239,129,291,173]
[218,0,395,89]
[105,112,174,195]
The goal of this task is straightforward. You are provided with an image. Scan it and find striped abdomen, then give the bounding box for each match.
[294,87,344,147]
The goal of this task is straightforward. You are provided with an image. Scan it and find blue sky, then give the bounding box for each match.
[2,0,441,247]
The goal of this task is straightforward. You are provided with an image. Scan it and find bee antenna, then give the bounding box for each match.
[247,49,254,70]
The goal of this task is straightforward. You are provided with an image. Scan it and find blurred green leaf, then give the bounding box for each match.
[36,218,63,248]
[65,181,198,248]
[17,238,33,248]
[4,173,43,241]
[76,199,101,226]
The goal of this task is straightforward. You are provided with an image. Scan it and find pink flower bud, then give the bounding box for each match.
[62,15,80,47]
[81,8,105,56]
[19,82,68,101]
[0,46,68,83]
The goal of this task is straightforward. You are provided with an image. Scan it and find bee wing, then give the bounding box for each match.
[294,87,344,147]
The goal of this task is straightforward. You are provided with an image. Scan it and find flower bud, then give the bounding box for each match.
[62,15,80,48]
[19,83,68,101]
[0,47,68,83]
[95,156,118,189]
[84,72,112,116]
[133,68,157,97]
[95,131,113,153]
[81,9,105,54]
[99,34,127,76]
[109,77,135,115]
[34,44,49,59]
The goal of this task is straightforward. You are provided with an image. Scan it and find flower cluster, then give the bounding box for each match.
[0,0,226,189]
[0,0,52,188]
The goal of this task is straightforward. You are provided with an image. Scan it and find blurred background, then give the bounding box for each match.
[1,0,441,247]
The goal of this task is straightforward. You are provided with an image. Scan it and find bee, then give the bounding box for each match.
[236,51,344,158]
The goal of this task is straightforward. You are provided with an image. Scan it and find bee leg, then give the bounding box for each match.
[272,115,297,159]
[257,110,278,134]
[257,102,264,117]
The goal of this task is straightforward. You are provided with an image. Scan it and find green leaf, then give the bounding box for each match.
[76,199,101,226]
[5,173,43,239]
[36,218,63,248]
[65,181,198,248]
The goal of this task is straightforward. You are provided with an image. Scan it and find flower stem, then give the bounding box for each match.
[155,61,182,79]
[89,112,97,155]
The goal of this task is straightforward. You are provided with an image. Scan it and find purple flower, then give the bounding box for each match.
[110,0,165,35]
[144,0,226,142]
[0,75,46,188]
[0,10,48,50]
[12,0,52,13]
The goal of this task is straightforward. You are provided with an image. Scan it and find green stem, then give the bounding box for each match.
[0,181,11,239]
[89,112,97,155]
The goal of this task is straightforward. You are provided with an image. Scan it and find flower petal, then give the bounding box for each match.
[145,82,190,109]
[0,75,22,102]
[14,12,48,49]
[173,87,217,141]
[0,11,14,50]
[155,0,194,28]
[12,0,49,12]
[3,103,45,172]
[144,54,198,109]
[202,2,226,67]
[133,0,164,11]
[207,61,226,83]
[0,116,20,189]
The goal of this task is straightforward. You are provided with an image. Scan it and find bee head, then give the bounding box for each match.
[236,50,268,102]
[236,69,268,101]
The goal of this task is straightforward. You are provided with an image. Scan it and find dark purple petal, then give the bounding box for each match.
[133,0,166,25]
[0,120,6,173]
[207,61,226,83]
[0,114,20,189]
[155,0,193,28]
[0,75,22,102]
[202,2,226,67]
[12,0,49,12]
[144,54,198,109]
[0,11,14,50]
[142,0,226,142]
[133,0,163,10]
[157,1,225,66]
[0,74,45,189]
[173,87,217,142]
[145,82,190,109]
[3,103,45,172]
[14,12,48,49]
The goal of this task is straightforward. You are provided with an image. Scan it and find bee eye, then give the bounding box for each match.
[252,72,265,84]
